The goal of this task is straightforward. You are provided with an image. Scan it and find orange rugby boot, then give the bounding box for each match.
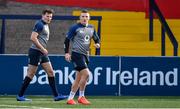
[78,96,91,105]
[67,99,77,105]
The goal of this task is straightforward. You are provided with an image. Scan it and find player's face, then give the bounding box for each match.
[80,13,90,25]
[42,13,53,24]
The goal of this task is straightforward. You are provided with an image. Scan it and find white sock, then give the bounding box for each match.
[79,91,84,97]
[68,91,75,100]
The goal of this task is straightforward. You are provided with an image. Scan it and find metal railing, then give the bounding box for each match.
[149,0,178,56]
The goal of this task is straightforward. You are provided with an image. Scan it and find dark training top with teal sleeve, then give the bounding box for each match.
[66,23,100,55]
[30,20,50,50]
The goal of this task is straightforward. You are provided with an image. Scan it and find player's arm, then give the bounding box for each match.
[92,29,100,48]
[64,37,71,62]
[31,22,48,55]
[64,25,76,62]
[30,32,48,55]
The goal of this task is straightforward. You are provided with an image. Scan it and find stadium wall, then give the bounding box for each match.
[0,55,179,96]
[14,0,180,19]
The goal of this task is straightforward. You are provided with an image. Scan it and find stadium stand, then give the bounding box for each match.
[0,1,179,56]
[73,11,180,56]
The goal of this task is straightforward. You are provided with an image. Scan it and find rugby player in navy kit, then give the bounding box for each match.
[64,10,100,105]
[17,9,67,101]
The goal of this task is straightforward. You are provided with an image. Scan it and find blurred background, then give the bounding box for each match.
[0,0,179,56]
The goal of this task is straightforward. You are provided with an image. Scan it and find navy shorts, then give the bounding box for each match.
[71,52,89,71]
[28,48,50,66]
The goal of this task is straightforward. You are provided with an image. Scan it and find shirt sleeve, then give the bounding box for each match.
[66,24,77,39]
[93,28,100,44]
[32,22,43,33]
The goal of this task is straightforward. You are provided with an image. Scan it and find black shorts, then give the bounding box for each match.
[28,48,50,66]
[71,51,89,71]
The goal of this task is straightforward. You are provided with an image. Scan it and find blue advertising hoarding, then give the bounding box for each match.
[0,55,180,96]
[120,57,180,96]
[0,55,119,96]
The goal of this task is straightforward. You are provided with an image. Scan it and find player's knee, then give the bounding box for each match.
[27,69,36,79]
[81,74,89,83]
[79,79,87,86]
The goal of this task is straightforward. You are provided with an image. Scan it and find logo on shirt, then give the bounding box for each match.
[84,35,90,44]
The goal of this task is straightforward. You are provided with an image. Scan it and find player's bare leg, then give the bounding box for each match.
[27,64,38,79]
[41,62,54,77]
[78,68,91,105]
[67,71,81,105]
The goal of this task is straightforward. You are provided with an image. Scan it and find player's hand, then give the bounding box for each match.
[94,43,100,48]
[65,53,71,62]
[41,48,48,55]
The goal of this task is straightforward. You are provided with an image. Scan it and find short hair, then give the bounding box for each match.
[42,9,54,15]
[81,9,88,13]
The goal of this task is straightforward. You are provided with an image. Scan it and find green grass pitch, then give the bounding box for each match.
[1,95,180,108]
